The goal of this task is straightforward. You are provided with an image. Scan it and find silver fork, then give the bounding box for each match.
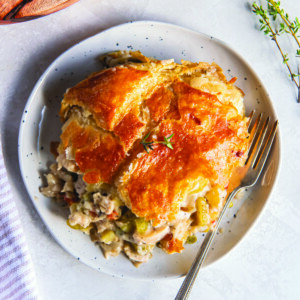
[175,111,278,300]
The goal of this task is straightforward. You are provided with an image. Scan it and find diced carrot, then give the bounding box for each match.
[162,233,173,241]
[228,77,237,84]
[89,211,98,217]
[107,210,119,220]
[64,196,75,206]
[165,238,184,254]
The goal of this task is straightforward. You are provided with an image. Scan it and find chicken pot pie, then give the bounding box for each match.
[41,51,250,266]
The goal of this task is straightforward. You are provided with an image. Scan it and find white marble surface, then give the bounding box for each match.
[0,0,300,299]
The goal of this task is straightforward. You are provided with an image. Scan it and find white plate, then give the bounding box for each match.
[18,21,281,279]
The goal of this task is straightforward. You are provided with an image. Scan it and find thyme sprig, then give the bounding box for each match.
[140,132,174,153]
[252,1,300,102]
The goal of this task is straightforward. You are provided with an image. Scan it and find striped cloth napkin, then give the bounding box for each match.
[0,140,39,300]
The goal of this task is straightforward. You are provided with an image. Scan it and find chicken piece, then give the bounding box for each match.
[93,193,115,215]
[40,173,63,198]
[61,181,74,193]
[50,163,73,182]
[171,218,193,241]
[123,243,152,263]
[57,152,79,173]
[100,240,124,258]
[94,219,115,233]
[133,225,170,245]
[74,175,86,196]
[68,211,92,228]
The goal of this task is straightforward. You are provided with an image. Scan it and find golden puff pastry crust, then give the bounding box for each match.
[57,50,249,227]
[118,81,249,226]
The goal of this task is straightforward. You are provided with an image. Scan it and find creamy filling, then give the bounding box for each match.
[41,162,220,265]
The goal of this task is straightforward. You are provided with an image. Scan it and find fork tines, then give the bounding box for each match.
[245,110,278,171]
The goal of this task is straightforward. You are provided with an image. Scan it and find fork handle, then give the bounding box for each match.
[175,187,240,300]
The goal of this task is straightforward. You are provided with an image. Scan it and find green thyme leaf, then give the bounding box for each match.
[252,0,300,102]
[140,132,175,153]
